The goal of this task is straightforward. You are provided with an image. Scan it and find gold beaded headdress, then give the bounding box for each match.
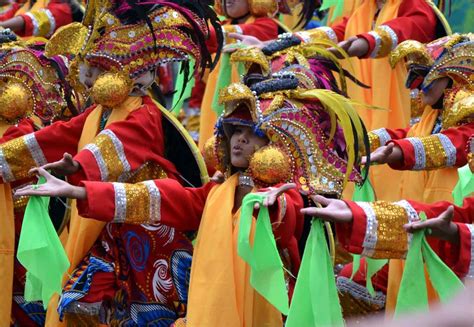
[0,47,75,124]
[209,80,367,196]
[422,34,474,89]
[47,0,221,80]
[215,0,317,28]
[215,0,300,17]
[230,39,367,96]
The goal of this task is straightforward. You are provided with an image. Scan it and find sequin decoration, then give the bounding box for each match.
[91,72,132,108]
[419,133,456,169]
[249,146,291,185]
[370,201,410,259]
[0,134,44,181]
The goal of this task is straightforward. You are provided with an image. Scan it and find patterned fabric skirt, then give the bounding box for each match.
[58,222,193,326]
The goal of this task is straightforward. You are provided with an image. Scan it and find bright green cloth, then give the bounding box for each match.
[351,173,386,296]
[394,212,464,317]
[17,177,70,309]
[211,53,232,116]
[287,219,344,327]
[171,59,196,116]
[452,164,474,206]
[237,193,289,315]
[320,0,345,22]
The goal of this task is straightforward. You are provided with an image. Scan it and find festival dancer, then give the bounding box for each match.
[0,0,222,324]
[368,34,474,204]
[232,0,451,201]
[0,42,80,325]
[195,0,313,146]
[17,65,369,325]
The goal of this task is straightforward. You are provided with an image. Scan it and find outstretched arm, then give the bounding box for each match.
[16,167,213,231]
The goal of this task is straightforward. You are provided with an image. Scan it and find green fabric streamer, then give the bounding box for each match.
[352,173,375,202]
[365,258,388,296]
[320,0,345,22]
[452,164,474,206]
[394,212,464,317]
[351,171,386,296]
[286,219,344,327]
[237,193,289,315]
[171,59,196,116]
[211,53,232,116]
[17,177,70,309]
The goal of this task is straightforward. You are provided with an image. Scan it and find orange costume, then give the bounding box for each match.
[197,0,299,148]
[297,0,450,201]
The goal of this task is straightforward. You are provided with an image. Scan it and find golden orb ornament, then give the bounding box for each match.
[0,83,32,122]
[249,146,291,184]
[203,136,225,171]
[91,72,132,108]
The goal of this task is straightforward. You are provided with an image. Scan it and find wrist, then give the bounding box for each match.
[387,145,403,165]
[71,186,87,200]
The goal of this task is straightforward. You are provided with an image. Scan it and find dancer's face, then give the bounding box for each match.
[224,0,249,19]
[78,62,102,90]
[229,125,268,168]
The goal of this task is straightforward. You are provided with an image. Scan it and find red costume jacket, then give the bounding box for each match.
[297,0,439,58]
[76,178,304,278]
[337,197,474,279]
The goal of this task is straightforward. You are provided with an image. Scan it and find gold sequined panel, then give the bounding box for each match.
[13,195,29,213]
[442,91,474,128]
[124,183,151,224]
[230,47,271,75]
[28,10,53,37]
[223,25,242,45]
[90,133,125,181]
[367,132,381,153]
[302,29,332,43]
[420,135,450,169]
[374,27,395,58]
[126,161,167,183]
[1,137,38,181]
[371,202,409,259]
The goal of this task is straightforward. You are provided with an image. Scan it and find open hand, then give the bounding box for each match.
[255,183,296,209]
[328,36,357,59]
[329,37,369,58]
[41,152,80,176]
[404,206,459,244]
[362,143,403,166]
[15,167,86,199]
[300,194,353,223]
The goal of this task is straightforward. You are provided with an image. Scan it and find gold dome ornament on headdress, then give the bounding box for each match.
[212,80,368,196]
[248,146,291,185]
[91,71,133,108]
[215,0,303,18]
[389,40,435,68]
[0,83,34,123]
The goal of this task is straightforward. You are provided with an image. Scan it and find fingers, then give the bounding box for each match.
[361,155,367,166]
[439,206,455,222]
[14,185,34,197]
[300,207,329,219]
[228,33,244,41]
[63,152,73,163]
[328,47,344,59]
[383,143,395,155]
[278,183,296,194]
[310,194,331,206]
[404,219,438,233]
[254,202,260,210]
